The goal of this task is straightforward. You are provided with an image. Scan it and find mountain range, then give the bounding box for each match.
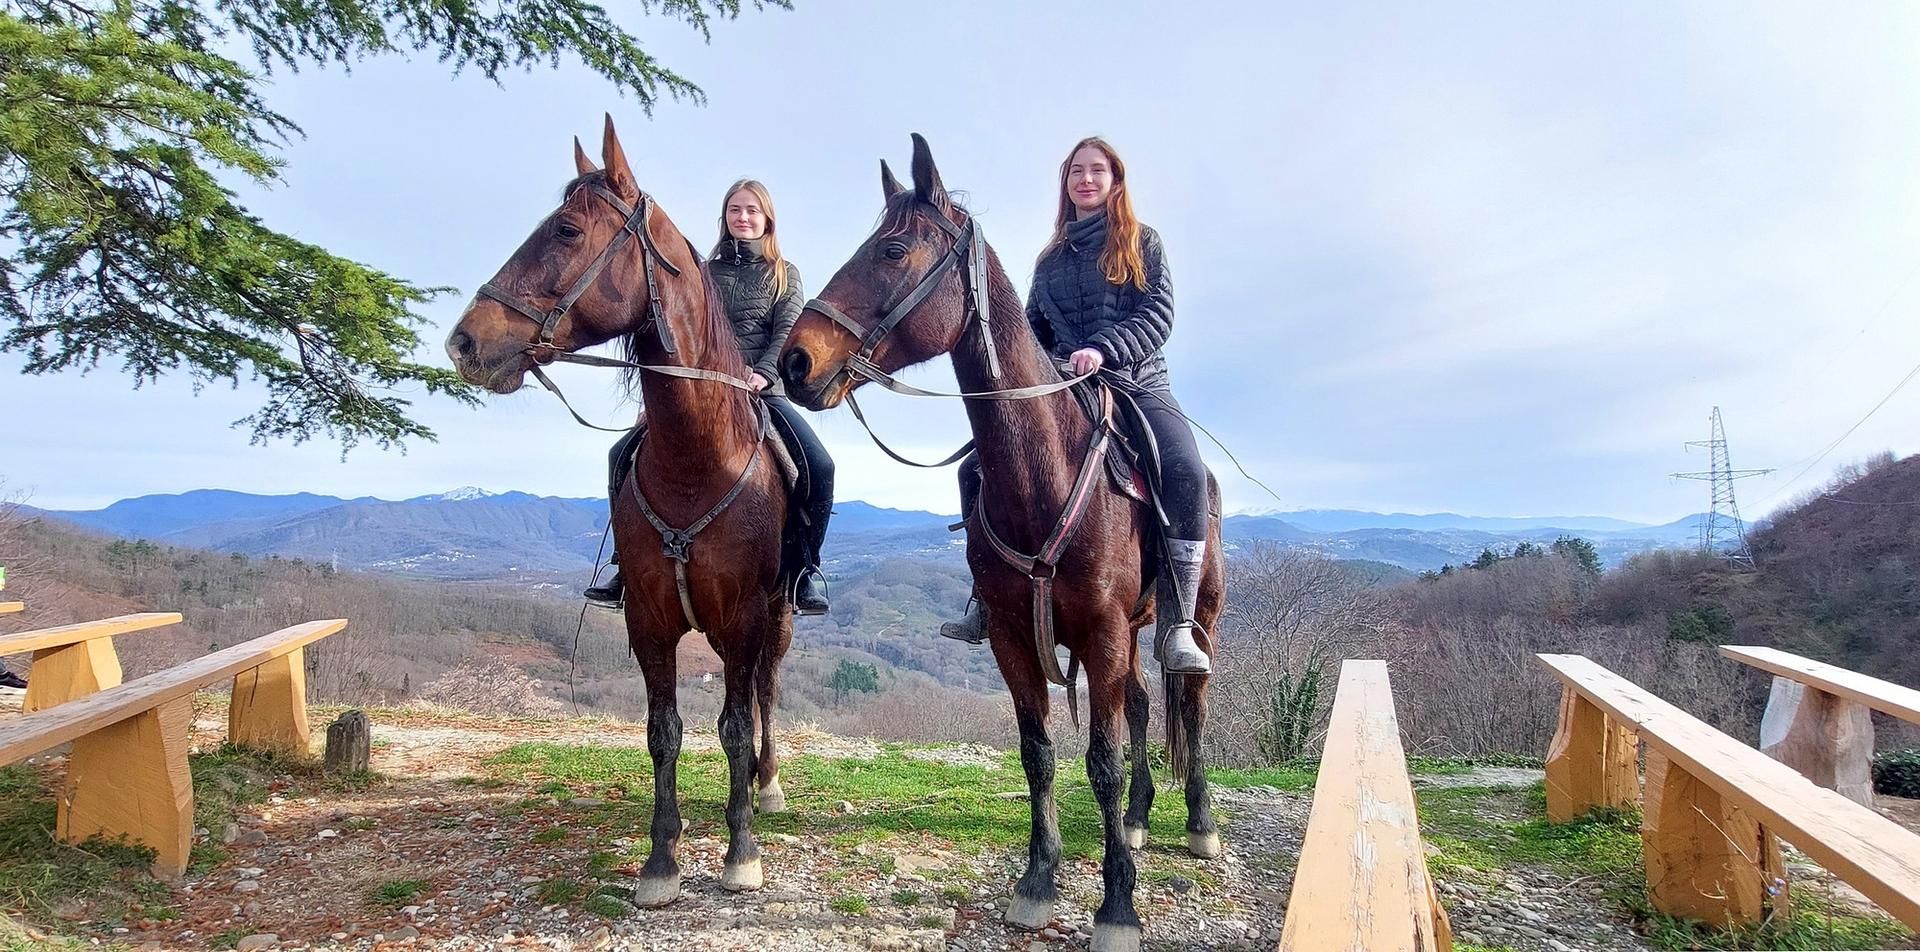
[25,488,1704,581]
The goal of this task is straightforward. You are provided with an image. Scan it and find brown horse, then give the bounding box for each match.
[446,117,793,907]
[778,135,1223,952]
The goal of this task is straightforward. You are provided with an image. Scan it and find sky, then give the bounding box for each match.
[4,1,1919,521]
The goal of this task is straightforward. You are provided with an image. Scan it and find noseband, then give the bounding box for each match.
[478,181,684,359]
[802,201,1000,395]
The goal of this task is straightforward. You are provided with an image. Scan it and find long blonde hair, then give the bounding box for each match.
[713,179,788,298]
[1037,137,1147,290]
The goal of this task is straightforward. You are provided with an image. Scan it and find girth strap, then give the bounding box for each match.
[628,402,773,632]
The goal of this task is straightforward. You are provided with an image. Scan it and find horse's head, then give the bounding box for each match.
[446,115,693,394]
[780,134,980,410]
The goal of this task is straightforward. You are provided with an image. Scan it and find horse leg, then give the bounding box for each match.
[1087,636,1143,952]
[718,624,765,892]
[633,629,685,907]
[992,619,1061,932]
[1122,650,1154,849]
[756,603,792,814]
[1181,546,1225,859]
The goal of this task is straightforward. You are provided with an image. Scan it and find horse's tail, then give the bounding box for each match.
[1165,669,1191,780]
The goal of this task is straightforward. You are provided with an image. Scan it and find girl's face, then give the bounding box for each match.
[1067,146,1115,216]
[726,189,768,240]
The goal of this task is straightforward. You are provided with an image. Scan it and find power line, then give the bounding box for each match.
[1758,355,1920,510]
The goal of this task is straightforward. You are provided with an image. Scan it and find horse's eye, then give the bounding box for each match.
[555,221,584,241]
[883,242,908,261]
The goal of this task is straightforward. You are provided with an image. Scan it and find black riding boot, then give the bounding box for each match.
[587,424,645,610]
[793,496,832,615]
[939,455,988,644]
[584,561,624,609]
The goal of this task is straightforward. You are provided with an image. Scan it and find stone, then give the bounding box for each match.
[324,710,372,775]
[237,867,265,878]
[233,881,261,894]
[893,854,947,876]
[1167,876,1196,895]
[586,926,612,950]
[234,934,279,952]
[567,798,607,808]
[233,830,268,847]
[221,822,242,845]
[390,926,420,941]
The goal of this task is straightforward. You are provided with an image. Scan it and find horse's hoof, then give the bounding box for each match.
[630,873,681,908]
[1124,825,1147,850]
[1005,895,1053,931]
[1091,923,1143,952]
[720,857,763,892]
[1187,830,1221,859]
[758,777,787,814]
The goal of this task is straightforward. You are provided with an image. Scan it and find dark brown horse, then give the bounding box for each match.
[778,136,1223,952]
[446,117,792,906]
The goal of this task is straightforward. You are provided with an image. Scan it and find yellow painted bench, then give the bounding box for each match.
[0,612,183,712]
[0,618,347,876]
[1721,645,1920,806]
[1279,659,1453,951]
[1539,652,1920,930]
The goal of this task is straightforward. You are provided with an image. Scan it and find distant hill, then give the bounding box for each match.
[33,489,1702,578]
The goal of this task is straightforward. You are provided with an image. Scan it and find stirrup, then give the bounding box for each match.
[792,568,830,617]
[1156,621,1212,675]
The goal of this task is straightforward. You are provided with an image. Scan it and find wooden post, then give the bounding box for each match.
[23,638,124,712]
[324,710,371,775]
[1642,748,1787,927]
[1546,686,1640,821]
[59,696,195,878]
[228,648,310,758]
[1759,677,1874,807]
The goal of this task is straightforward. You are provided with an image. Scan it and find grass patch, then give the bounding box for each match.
[371,878,428,907]
[1206,764,1316,791]
[584,851,620,878]
[535,879,582,905]
[829,894,870,916]
[343,816,377,832]
[583,893,632,918]
[1417,785,1639,879]
[531,827,568,844]
[890,890,922,906]
[484,742,1258,860]
[939,885,971,904]
[0,765,174,928]
[208,928,249,950]
[1626,886,1914,951]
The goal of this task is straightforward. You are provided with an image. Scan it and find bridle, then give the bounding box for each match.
[478,180,684,361]
[472,179,755,431]
[802,200,1002,399]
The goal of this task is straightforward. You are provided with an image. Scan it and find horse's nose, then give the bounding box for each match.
[782,348,813,389]
[447,329,476,361]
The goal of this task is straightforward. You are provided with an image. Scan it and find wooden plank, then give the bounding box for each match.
[59,696,194,877]
[0,601,22,615]
[228,647,310,757]
[23,638,124,712]
[1546,686,1641,821]
[0,619,347,764]
[1538,653,1920,929]
[0,613,182,656]
[1280,660,1452,952]
[1720,645,1920,725]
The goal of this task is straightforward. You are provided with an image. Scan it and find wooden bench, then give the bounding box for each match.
[0,618,346,876]
[0,612,183,712]
[1539,653,1920,930]
[1721,645,1920,806]
[0,601,22,615]
[1280,660,1453,951]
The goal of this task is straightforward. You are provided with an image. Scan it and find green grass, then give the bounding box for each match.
[371,878,428,907]
[535,879,582,905]
[1423,783,1916,951]
[208,928,249,950]
[531,827,568,844]
[0,765,172,927]
[829,894,870,916]
[484,742,1282,859]
[583,892,632,918]
[890,889,922,906]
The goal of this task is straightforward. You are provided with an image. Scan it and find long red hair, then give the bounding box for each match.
[1038,137,1147,290]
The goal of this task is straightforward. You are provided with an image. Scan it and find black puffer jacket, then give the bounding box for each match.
[710,236,803,392]
[1025,210,1175,391]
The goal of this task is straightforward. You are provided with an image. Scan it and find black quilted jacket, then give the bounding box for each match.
[710,237,803,391]
[1025,210,1175,391]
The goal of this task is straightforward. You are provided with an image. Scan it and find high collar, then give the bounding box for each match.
[716,235,768,264]
[1065,209,1107,251]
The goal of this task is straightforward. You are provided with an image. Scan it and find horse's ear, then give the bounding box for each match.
[880,159,906,200]
[573,136,598,177]
[909,133,947,207]
[601,113,638,201]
